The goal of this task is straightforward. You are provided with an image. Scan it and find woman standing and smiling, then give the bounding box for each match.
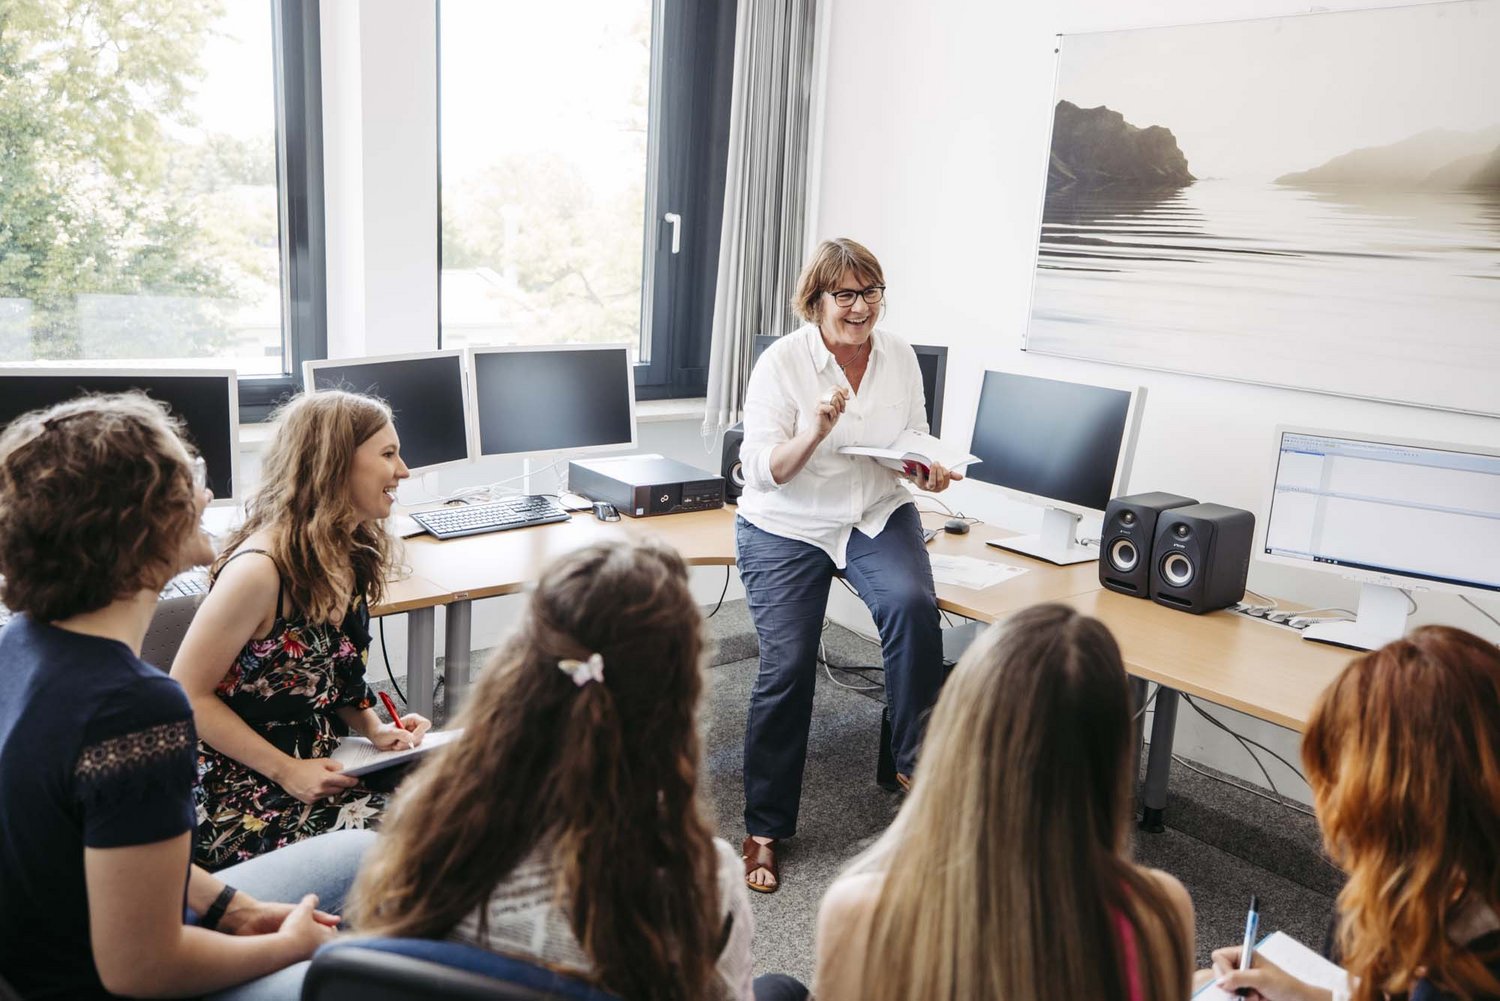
[735,238,958,893]
[173,390,431,869]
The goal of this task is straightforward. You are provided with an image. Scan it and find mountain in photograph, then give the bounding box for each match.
[1276,125,1500,189]
[1047,100,1195,192]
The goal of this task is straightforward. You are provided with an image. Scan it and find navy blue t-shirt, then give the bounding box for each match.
[0,615,197,1000]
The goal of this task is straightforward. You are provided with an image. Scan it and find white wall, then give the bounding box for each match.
[814,0,1500,800]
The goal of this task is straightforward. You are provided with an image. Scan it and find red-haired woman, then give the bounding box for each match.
[1212,626,1500,1001]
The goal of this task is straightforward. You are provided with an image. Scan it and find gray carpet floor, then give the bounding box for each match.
[394,598,1341,987]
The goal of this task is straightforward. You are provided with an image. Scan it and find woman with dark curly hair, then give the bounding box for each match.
[0,394,374,1001]
[1211,626,1500,1001]
[172,390,430,870]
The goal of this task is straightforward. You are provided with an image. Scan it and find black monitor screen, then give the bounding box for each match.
[0,371,236,499]
[307,355,469,472]
[472,347,634,456]
[912,344,948,437]
[967,371,1133,512]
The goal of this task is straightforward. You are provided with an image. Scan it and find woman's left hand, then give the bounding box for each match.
[217,894,340,936]
[912,461,963,494]
[369,713,432,750]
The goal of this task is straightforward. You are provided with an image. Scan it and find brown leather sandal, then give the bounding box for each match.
[897,772,912,792]
[742,836,779,894]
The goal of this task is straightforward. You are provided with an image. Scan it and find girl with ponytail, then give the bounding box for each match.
[348,538,760,1001]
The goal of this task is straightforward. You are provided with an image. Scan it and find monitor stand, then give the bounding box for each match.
[1302,582,1409,651]
[986,507,1097,566]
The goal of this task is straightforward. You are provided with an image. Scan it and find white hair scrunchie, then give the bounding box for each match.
[557,652,605,687]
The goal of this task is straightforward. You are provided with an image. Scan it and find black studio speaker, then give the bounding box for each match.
[1099,492,1198,596]
[722,422,746,502]
[1149,503,1256,614]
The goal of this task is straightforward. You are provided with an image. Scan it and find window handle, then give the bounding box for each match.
[663,212,682,254]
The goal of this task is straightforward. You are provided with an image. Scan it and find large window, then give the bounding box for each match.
[438,0,734,399]
[0,0,322,419]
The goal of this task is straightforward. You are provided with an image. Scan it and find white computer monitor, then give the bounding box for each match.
[1260,427,1500,650]
[465,344,637,460]
[966,370,1145,565]
[302,350,474,475]
[0,365,241,506]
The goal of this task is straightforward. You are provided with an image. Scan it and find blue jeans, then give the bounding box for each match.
[204,828,378,1001]
[737,505,943,839]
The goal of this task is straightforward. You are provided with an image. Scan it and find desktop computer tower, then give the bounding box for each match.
[1149,503,1255,614]
[568,455,725,518]
[1099,492,1198,596]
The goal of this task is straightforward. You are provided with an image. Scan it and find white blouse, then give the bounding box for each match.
[448,837,755,1001]
[737,323,928,567]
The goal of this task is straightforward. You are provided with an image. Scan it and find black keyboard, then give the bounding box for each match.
[412,495,571,540]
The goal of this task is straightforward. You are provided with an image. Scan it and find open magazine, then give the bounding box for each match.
[837,430,981,478]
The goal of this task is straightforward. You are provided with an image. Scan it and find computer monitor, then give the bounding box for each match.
[911,344,948,437]
[967,370,1144,565]
[466,344,636,459]
[0,366,240,505]
[1260,427,1500,650]
[302,350,473,475]
[751,335,780,369]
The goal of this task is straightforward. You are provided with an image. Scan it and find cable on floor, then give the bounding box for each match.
[1181,694,1309,799]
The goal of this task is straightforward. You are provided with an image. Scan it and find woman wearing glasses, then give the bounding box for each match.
[735,238,956,893]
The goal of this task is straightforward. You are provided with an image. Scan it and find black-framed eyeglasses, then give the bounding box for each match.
[827,285,885,308]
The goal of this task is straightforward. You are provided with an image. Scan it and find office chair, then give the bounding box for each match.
[140,593,205,671]
[302,938,621,1001]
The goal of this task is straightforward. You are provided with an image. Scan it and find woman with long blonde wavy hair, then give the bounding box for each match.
[1212,625,1500,1001]
[348,538,784,1001]
[172,390,431,869]
[814,602,1195,1001]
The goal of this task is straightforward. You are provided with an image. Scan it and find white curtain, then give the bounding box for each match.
[702,0,823,439]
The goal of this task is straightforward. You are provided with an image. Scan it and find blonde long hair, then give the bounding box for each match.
[853,603,1192,1001]
[1304,626,1500,1001]
[214,391,394,622]
[349,538,721,1001]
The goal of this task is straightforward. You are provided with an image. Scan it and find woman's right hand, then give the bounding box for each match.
[813,387,849,439]
[276,894,339,958]
[1210,946,1332,1001]
[276,758,359,805]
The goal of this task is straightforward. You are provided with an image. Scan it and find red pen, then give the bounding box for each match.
[377,690,410,731]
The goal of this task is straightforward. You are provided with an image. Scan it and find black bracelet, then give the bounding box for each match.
[200,884,238,930]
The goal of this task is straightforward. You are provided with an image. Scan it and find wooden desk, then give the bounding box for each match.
[375,504,1354,826]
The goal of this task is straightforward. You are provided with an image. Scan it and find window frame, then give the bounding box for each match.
[238,0,328,424]
[433,0,736,402]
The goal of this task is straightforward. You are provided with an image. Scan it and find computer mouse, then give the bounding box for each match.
[592,501,620,522]
[944,518,970,535]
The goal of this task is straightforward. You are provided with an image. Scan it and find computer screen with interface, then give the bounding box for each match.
[303,351,472,474]
[966,370,1142,565]
[1263,430,1500,594]
[0,367,240,503]
[468,344,636,458]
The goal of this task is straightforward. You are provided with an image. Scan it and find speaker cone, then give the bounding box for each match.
[729,461,746,490]
[1160,551,1194,588]
[1108,538,1138,573]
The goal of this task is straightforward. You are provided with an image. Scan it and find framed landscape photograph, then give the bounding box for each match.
[1025,1,1500,416]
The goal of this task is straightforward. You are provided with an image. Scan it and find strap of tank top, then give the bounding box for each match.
[214,548,288,620]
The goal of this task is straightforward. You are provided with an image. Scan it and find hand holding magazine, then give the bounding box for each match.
[837,430,981,479]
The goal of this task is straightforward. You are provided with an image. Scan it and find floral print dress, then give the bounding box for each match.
[193,549,386,870]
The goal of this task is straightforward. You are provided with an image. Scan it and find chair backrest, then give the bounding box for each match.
[140,594,203,670]
[303,938,622,1001]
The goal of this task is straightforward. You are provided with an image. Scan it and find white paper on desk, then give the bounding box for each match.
[387,513,425,539]
[331,728,463,777]
[928,554,1029,591]
[1193,931,1349,999]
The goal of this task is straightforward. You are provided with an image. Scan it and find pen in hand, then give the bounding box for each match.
[377,690,412,732]
[1236,894,1260,996]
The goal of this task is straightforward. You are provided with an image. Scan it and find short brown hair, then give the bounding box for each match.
[0,393,200,620]
[791,237,886,324]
